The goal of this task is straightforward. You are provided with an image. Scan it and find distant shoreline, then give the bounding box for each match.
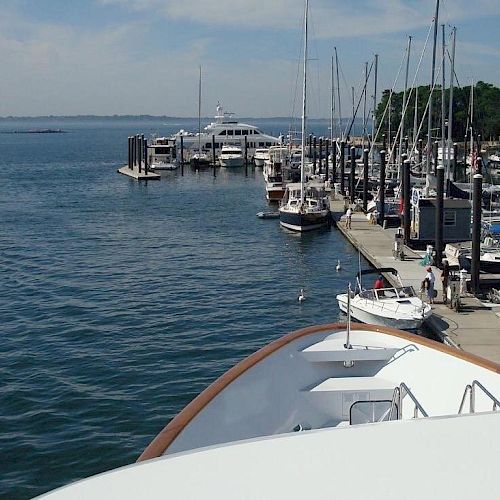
[0,115,357,122]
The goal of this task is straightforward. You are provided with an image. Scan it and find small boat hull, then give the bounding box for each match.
[337,295,426,331]
[219,157,245,168]
[279,210,330,232]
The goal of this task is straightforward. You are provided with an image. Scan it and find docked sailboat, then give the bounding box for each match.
[41,320,500,499]
[278,0,330,232]
[190,66,210,168]
[336,268,432,330]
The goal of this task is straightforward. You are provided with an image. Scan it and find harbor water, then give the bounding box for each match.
[0,118,368,498]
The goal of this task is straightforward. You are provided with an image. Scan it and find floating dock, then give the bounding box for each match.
[330,197,500,364]
[117,164,160,180]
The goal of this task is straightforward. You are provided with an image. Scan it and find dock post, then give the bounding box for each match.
[141,134,145,174]
[403,158,411,245]
[418,138,423,166]
[244,135,248,176]
[404,136,409,154]
[332,140,337,183]
[325,139,329,180]
[212,135,216,177]
[144,138,148,175]
[340,141,345,194]
[313,136,317,174]
[382,133,387,152]
[180,136,184,175]
[350,145,356,204]
[131,136,136,168]
[363,148,369,212]
[137,135,142,173]
[128,137,132,169]
[379,150,386,226]
[308,134,313,159]
[319,137,323,174]
[435,164,444,266]
[471,173,483,295]
[433,140,439,174]
[452,143,458,181]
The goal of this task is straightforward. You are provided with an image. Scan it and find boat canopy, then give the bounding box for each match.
[356,267,400,279]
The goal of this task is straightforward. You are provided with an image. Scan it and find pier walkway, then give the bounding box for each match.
[330,198,500,364]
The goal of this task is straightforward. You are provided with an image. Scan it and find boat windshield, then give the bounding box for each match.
[373,287,415,300]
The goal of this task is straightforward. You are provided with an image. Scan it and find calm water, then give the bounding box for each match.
[0,118,368,499]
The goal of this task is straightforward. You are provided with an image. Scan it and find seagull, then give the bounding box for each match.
[298,289,306,302]
[336,260,341,272]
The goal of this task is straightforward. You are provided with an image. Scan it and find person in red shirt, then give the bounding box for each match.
[374,275,384,289]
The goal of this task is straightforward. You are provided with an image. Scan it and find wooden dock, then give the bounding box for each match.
[330,197,500,364]
[118,164,160,180]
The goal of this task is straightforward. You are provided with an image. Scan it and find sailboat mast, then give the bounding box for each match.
[331,56,335,143]
[399,36,412,166]
[441,25,446,173]
[371,53,378,167]
[300,0,309,204]
[198,66,202,153]
[363,62,368,150]
[447,27,456,180]
[426,0,440,176]
[335,47,342,140]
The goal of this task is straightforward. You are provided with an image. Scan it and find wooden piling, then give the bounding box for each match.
[471,173,483,294]
[363,148,369,212]
[350,145,356,204]
[379,150,386,226]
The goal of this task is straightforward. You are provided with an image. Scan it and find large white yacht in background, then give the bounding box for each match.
[171,103,280,157]
[40,321,500,499]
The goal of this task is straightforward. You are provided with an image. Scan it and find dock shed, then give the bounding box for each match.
[410,197,471,245]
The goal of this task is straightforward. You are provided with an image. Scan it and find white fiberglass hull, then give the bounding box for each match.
[337,294,427,331]
[219,156,244,167]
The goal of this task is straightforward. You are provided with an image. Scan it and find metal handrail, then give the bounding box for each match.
[389,383,429,420]
[458,380,500,414]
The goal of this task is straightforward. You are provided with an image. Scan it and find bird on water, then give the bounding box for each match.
[336,260,341,272]
[298,289,306,302]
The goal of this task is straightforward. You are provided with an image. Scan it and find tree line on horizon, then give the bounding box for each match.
[375,81,500,143]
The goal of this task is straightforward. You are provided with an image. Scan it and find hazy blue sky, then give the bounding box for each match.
[0,0,498,117]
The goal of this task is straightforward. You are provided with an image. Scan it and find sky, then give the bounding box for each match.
[0,0,499,117]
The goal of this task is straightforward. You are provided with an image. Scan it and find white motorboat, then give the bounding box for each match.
[147,137,178,170]
[263,146,290,202]
[218,144,244,167]
[278,0,330,232]
[253,148,269,167]
[41,320,500,499]
[336,268,432,330]
[171,103,279,156]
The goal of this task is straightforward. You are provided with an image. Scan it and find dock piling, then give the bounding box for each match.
[144,138,148,175]
[340,141,345,194]
[313,136,317,174]
[180,136,184,175]
[435,164,444,266]
[137,135,142,173]
[349,145,356,204]
[319,137,323,174]
[244,136,248,176]
[471,173,483,294]
[128,136,132,169]
[325,139,329,181]
[379,150,386,226]
[212,135,216,177]
[363,148,369,212]
[403,158,411,244]
[332,140,337,183]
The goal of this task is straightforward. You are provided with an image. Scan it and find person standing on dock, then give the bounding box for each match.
[425,267,436,304]
[345,207,352,229]
[441,259,450,304]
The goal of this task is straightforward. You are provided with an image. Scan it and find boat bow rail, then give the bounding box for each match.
[458,380,500,414]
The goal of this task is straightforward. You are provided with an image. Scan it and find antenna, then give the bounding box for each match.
[345,283,353,350]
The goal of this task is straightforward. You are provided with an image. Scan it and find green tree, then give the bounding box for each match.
[375,82,500,142]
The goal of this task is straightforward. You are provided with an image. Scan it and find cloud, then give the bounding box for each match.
[99,0,500,37]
